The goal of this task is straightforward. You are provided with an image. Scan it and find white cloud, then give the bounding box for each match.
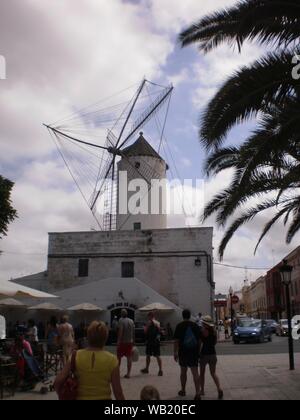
[180,157,192,168]
[167,69,190,87]
[149,0,237,33]
[0,0,173,163]
[0,0,174,280]
[192,43,263,107]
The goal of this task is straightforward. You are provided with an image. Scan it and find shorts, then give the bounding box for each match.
[200,355,217,368]
[117,343,133,358]
[178,351,199,368]
[146,342,161,357]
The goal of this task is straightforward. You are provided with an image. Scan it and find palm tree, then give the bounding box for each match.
[204,97,300,258]
[180,0,300,54]
[179,0,300,258]
[0,175,17,238]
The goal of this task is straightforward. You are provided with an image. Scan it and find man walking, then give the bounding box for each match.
[117,309,135,379]
[174,309,201,400]
[141,312,163,377]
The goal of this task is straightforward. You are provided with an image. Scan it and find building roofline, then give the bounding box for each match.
[48,227,214,235]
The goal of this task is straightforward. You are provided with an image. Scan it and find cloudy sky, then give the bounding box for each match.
[0,0,298,293]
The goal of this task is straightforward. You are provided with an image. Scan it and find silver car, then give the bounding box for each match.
[276,319,295,336]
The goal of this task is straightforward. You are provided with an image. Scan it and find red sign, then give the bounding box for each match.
[231,295,240,305]
[214,300,227,307]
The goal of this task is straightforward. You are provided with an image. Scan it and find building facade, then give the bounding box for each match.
[285,246,300,317]
[249,276,268,319]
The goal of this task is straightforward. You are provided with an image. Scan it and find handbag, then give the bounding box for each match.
[132,346,140,363]
[57,351,78,401]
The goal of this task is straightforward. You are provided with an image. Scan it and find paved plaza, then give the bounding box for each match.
[3,352,300,401]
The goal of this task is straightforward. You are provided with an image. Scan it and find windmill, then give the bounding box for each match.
[44,79,173,231]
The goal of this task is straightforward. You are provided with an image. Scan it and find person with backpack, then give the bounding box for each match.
[173,309,201,400]
[141,312,163,376]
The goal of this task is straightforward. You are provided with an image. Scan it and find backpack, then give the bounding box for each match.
[183,326,198,349]
[147,322,160,343]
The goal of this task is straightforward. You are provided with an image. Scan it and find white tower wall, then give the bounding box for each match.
[117,155,167,231]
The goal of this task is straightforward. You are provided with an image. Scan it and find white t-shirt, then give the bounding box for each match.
[118,317,134,344]
[28,326,39,343]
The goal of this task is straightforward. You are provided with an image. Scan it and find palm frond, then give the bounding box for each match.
[205,147,239,176]
[179,0,300,52]
[200,51,298,150]
[254,204,293,254]
[218,198,278,259]
[286,208,300,243]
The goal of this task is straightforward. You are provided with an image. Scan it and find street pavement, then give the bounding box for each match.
[3,346,300,400]
[217,334,300,355]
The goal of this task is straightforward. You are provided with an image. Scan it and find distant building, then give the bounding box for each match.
[265,264,284,320]
[226,290,244,319]
[285,246,300,316]
[241,282,252,316]
[249,276,268,319]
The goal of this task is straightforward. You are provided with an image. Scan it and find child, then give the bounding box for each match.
[140,385,161,400]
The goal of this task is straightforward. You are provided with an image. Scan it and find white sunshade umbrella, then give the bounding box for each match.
[28,303,62,311]
[0,282,58,299]
[0,298,27,308]
[67,303,104,327]
[138,302,175,313]
[67,303,104,312]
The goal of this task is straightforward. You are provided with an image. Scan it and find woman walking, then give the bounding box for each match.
[54,321,125,400]
[58,315,75,365]
[199,315,223,400]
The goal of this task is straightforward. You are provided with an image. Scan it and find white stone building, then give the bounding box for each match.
[11,134,214,328]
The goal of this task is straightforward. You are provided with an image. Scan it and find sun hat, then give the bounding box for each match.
[201,315,215,328]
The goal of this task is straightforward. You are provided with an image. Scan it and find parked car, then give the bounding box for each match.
[276,319,296,337]
[233,319,272,344]
[266,320,279,334]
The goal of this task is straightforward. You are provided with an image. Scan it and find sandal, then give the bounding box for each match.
[141,369,149,374]
[178,390,186,397]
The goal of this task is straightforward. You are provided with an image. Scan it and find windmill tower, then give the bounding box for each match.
[44,79,173,231]
[116,132,168,231]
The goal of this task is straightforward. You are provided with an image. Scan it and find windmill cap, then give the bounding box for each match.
[122,133,165,161]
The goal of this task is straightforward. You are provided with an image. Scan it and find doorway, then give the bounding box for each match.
[110,308,135,326]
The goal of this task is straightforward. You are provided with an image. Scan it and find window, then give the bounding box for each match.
[122,262,134,278]
[78,259,89,277]
[134,222,141,231]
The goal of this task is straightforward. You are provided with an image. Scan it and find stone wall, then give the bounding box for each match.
[47,228,213,316]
